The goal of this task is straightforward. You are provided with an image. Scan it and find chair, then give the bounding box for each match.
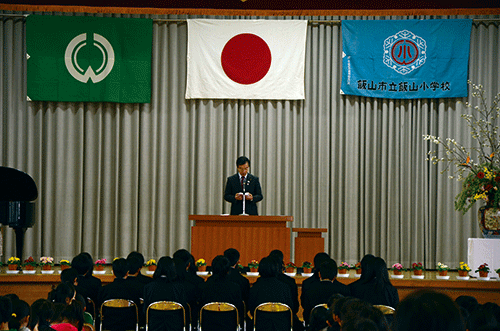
[86,297,96,319]
[373,305,396,315]
[146,301,186,331]
[253,302,293,331]
[83,323,95,331]
[199,302,239,331]
[308,303,329,329]
[100,299,139,331]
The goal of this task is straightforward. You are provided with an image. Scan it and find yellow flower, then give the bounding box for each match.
[196,259,205,264]
[474,193,488,201]
[8,257,20,264]
[459,262,471,271]
[146,259,156,266]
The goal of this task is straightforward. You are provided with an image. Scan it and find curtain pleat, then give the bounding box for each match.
[1,11,499,269]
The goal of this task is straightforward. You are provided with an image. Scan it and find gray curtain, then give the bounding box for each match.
[1,10,499,269]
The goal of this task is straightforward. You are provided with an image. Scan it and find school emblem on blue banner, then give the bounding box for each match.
[341,19,472,99]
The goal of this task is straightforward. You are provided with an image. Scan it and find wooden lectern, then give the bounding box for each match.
[189,215,293,266]
[292,228,327,266]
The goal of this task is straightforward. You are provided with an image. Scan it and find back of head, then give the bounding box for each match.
[29,299,54,330]
[393,290,466,331]
[173,249,197,273]
[54,301,84,331]
[154,256,177,282]
[173,257,187,281]
[0,296,12,324]
[313,252,331,273]
[341,300,387,331]
[467,303,500,331]
[48,283,76,305]
[269,250,284,264]
[223,248,240,266]
[9,299,30,330]
[127,255,144,275]
[342,318,380,331]
[319,259,338,280]
[71,254,92,277]
[455,295,479,315]
[112,258,129,279]
[60,268,79,285]
[258,256,279,278]
[372,257,390,290]
[211,255,231,278]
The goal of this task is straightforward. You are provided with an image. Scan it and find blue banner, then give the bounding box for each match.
[341,19,472,99]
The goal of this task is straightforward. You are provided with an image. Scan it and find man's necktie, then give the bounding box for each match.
[241,176,245,190]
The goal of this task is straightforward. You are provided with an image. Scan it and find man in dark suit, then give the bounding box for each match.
[224,156,263,215]
[98,258,143,331]
[301,259,350,326]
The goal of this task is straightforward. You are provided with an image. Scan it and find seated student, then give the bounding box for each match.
[349,257,398,308]
[50,301,85,331]
[466,303,500,331]
[71,253,101,312]
[9,298,30,331]
[143,256,188,331]
[269,250,304,331]
[392,290,466,331]
[301,259,350,326]
[127,251,153,285]
[224,248,250,305]
[98,258,143,331]
[339,299,388,331]
[0,296,12,331]
[29,299,56,331]
[301,253,331,302]
[248,257,294,331]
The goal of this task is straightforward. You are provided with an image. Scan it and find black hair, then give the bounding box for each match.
[29,299,54,331]
[269,249,284,264]
[60,268,79,285]
[223,248,240,266]
[342,318,380,331]
[455,295,479,316]
[356,254,376,284]
[319,259,338,280]
[52,301,85,331]
[393,290,466,331]
[48,282,76,305]
[71,254,93,277]
[211,255,231,279]
[0,296,12,324]
[173,249,197,274]
[112,258,129,279]
[258,256,279,278]
[127,251,145,274]
[236,156,250,167]
[153,256,178,282]
[312,252,331,274]
[9,299,30,330]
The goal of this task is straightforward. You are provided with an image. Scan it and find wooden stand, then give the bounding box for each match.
[189,215,293,266]
[292,228,327,265]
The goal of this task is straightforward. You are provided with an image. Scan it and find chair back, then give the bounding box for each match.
[86,297,96,318]
[83,323,95,331]
[100,299,139,331]
[253,302,292,331]
[199,302,238,331]
[373,305,396,315]
[146,301,186,331]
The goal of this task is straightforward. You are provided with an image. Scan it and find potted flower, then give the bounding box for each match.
[23,256,37,271]
[424,82,500,237]
[59,260,71,271]
[353,262,362,275]
[475,263,490,278]
[338,262,350,274]
[7,257,21,271]
[436,262,450,276]
[285,262,296,273]
[302,261,313,274]
[411,262,424,276]
[145,259,157,272]
[391,263,405,276]
[196,258,207,272]
[458,262,471,277]
[248,260,259,272]
[95,258,106,271]
[40,257,54,271]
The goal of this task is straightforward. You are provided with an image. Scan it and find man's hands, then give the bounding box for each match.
[235,192,253,200]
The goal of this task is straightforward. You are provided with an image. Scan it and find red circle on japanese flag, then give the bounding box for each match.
[221,33,272,85]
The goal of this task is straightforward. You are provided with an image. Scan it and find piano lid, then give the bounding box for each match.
[0,167,38,201]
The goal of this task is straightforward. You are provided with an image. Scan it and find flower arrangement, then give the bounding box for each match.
[392,263,405,271]
[145,259,157,266]
[424,82,500,213]
[195,259,207,267]
[285,262,296,269]
[338,262,350,274]
[59,259,71,266]
[411,262,424,271]
[95,258,106,271]
[458,262,471,277]
[23,256,37,270]
[353,262,362,274]
[40,257,54,266]
[7,257,21,266]
[248,260,259,269]
[301,261,312,269]
[436,262,450,272]
[475,263,490,277]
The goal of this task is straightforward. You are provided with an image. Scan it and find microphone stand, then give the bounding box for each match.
[241,177,248,215]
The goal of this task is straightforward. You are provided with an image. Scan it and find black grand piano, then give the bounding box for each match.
[0,166,38,261]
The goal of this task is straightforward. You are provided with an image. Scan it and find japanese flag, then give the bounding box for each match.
[185,19,307,100]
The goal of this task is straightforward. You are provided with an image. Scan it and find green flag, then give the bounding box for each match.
[27,15,152,103]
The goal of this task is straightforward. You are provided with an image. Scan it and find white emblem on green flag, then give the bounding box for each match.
[27,15,152,103]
